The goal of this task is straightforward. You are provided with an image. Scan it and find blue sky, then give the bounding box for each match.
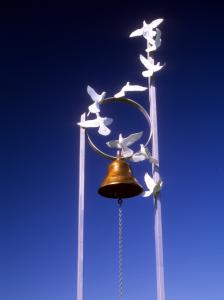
[1,1,224,300]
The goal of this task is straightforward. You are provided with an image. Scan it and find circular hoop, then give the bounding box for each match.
[86,97,152,160]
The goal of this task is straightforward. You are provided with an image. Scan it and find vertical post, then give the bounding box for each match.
[77,113,86,300]
[150,82,166,300]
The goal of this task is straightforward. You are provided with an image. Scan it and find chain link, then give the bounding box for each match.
[118,199,123,300]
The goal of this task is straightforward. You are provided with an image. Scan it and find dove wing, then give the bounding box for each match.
[123,131,143,146]
[143,147,159,165]
[88,102,100,114]
[144,172,156,190]
[106,139,120,149]
[142,190,153,198]
[99,91,106,104]
[129,28,143,37]
[87,85,100,102]
[97,117,113,136]
[155,28,161,39]
[77,118,100,128]
[103,117,113,126]
[150,18,164,29]
[155,39,161,49]
[121,146,133,158]
[125,84,147,92]
[98,123,111,136]
[131,152,146,162]
[114,89,124,98]
[153,62,164,71]
[140,54,151,69]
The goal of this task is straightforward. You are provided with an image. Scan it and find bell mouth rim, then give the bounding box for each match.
[98,182,143,199]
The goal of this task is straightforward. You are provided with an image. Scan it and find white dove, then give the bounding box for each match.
[114,82,147,98]
[130,19,163,41]
[77,113,113,136]
[87,85,106,116]
[139,54,164,77]
[142,172,163,197]
[131,144,159,166]
[106,132,143,157]
[146,28,162,53]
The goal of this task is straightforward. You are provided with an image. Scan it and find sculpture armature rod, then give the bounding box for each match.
[150,83,165,300]
[77,113,86,300]
[147,43,166,300]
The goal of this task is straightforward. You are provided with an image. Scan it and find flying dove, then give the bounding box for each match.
[130,19,163,41]
[139,54,164,77]
[106,132,143,157]
[87,85,106,116]
[142,172,163,197]
[77,113,113,136]
[131,144,159,166]
[114,82,147,98]
[146,28,162,53]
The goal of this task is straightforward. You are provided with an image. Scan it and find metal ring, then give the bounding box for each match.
[86,97,152,160]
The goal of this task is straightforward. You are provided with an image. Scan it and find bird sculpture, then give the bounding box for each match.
[131,144,159,166]
[87,85,106,116]
[106,132,143,157]
[77,113,113,136]
[142,172,163,197]
[146,28,162,53]
[114,82,147,98]
[129,19,163,41]
[139,54,164,77]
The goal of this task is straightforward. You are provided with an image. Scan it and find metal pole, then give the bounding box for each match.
[149,82,166,300]
[77,113,86,300]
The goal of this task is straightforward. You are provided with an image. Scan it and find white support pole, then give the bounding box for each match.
[77,113,86,300]
[149,82,166,300]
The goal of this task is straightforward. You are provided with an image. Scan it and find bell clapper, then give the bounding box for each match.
[118,198,123,206]
[118,197,123,300]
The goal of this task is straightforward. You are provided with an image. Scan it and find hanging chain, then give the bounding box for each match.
[118,199,123,300]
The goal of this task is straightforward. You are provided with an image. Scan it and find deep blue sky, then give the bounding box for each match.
[1,1,224,300]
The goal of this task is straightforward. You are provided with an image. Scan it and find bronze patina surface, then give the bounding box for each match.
[98,157,143,199]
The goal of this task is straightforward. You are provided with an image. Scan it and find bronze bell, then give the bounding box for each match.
[98,157,143,199]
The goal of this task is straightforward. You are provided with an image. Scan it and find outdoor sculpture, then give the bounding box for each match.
[140,54,164,77]
[77,114,113,136]
[146,28,162,52]
[77,17,166,300]
[142,172,163,197]
[131,144,159,166]
[106,132,143,158]
[77,16,165,191]
[114,82,147,98]
[129,19,163,41]
[87,85,106,115]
